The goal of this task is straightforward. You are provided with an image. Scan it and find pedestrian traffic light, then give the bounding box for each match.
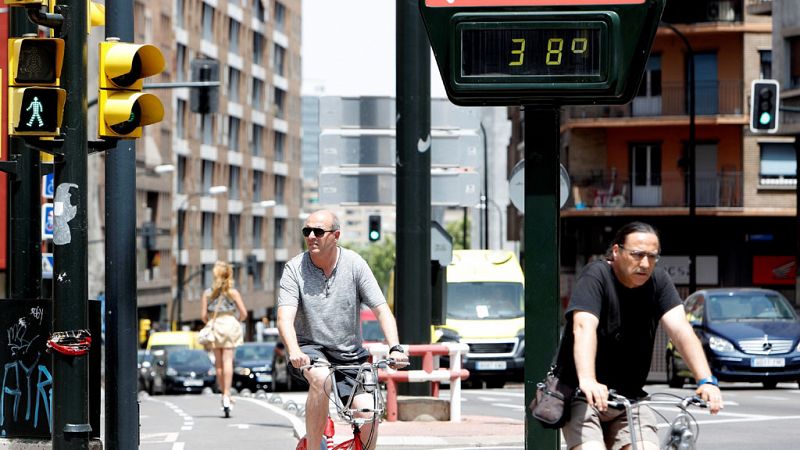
[8,37,67,137]
[750,79,779,134]
[139,318,151,346]
[98,39,165,138]
[368,215,381,242]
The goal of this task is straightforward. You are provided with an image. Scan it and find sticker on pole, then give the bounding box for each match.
[42,202,54,240]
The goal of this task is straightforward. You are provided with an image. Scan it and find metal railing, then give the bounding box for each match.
[568,170,743,209]
[565,80,744,120]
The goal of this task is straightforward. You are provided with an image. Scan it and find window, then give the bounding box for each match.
[177,155,187,194]
[791,37,800,88]
[254,0,265,22]
[228,116,240,151]
[202,213,214,249]
[176,99,186,139]
[759,142,796,186]
[229,19,240,53]
[252,170,263,201]
[202,263,214,289]
[228,67,240,103]
[274,87,286,118]
[274,130,285,161]
[252,216,263,248]
[176,44,186,81]
[252,261,264,289]
[202,113,214,145]
[759,49,772,80]
[251,77,264,107]
[253,32,265,65]
[631,144,662,187]
[176,0,184,28]
[252,124,264,156]
[273,44,286,76]
[637,55,661,97]
[229,165,240,199]
[275,175,285,205]
[229,214,241,251]
[202,160,215,192]
[274,218,285,248]
[274,1,285,32]
[202,3,215,41]
[177,210,186,250]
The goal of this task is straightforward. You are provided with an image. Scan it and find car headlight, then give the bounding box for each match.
[235,367,251,376]
[709,335,735,352]
[166,367,178,376]
[796,341,800,352]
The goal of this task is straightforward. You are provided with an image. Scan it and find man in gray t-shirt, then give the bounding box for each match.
[277,210,407,450]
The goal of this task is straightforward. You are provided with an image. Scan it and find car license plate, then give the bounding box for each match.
[751,357,785,368]
[183,379,204,387]
[475,361,506,371]
[256,374,271,382]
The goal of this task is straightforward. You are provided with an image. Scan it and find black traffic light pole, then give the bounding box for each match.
[52,0,90,448]
[396,0,432,396]
[104,0,140,448]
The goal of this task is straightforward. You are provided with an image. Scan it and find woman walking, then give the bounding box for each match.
[200,261,248,417]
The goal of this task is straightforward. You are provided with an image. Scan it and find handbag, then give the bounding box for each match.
[529,328,575,429]
[530,366,574,428]
[197,307,219,347]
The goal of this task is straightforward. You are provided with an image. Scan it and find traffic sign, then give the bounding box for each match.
[419,0,665,105]
[42,172,54,199]
[42,203,54,240]
[42,253,54,279]
[431,221,453,266]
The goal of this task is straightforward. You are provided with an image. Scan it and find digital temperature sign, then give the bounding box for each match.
[419,0,666,106]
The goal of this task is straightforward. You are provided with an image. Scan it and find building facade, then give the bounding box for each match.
[127,0,303,333]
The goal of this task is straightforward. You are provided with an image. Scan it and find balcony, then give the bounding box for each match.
[662,0,743,24]
[566,170,743,211]
[746,0,772,16]
[565,80,744,121]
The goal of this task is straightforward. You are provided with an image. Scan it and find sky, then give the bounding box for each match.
[301,0,447,98]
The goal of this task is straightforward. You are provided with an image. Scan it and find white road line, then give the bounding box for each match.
[171,443,185,450]
[754,395,789,401]
[237,396,306,436]
[694,415,800,425]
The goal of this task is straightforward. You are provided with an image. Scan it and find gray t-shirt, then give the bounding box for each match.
[278,247,386,358]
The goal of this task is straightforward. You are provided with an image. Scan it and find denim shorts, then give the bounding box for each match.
[288,344,370,404]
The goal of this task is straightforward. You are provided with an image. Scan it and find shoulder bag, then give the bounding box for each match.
[529,328,575,429]
[198,304,219,347]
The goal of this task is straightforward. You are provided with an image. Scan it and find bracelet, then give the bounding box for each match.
[697,375,718,387]
[389,344,405,354]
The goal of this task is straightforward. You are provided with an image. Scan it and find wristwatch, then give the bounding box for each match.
[697,375,718,387]
[389,344,405,354]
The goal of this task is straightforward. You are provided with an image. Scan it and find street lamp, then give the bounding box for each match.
[171,184,228,331]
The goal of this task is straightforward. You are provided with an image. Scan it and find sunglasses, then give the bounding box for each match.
[302,227,336,238]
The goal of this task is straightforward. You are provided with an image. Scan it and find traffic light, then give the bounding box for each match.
[750,79,779,133]
[190,58,220,114]
[139,318,151,347]
[368,215,381,242]
[4,0,47,5]
[98,39,165,138]
[8,37,67,137]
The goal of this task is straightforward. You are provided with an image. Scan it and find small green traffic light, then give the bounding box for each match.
[759,112,772,126]
[369,230,380,241]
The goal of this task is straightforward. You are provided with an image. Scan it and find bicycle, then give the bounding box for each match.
[606,391,707,450]
[295,358,406,450]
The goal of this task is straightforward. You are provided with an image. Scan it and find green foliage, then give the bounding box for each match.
[446,215,470,250]
[344,236,396,296]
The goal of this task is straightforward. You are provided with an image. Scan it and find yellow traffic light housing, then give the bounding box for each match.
[98,40,165,138]
[4,0,48,6]
[8,37,66,137]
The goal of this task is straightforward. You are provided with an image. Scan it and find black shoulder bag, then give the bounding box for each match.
[529,327,575,429]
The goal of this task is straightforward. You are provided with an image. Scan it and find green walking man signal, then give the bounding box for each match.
[750,79,779,134]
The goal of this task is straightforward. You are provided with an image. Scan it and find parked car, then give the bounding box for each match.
[233,342,277,392]
[666,288,800,389]
[150,349,216,394]
[137,350,156,393]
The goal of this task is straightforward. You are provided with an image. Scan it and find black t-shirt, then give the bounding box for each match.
[562,260,682,398]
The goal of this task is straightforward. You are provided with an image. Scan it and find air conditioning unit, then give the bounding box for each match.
[707,0,736,22]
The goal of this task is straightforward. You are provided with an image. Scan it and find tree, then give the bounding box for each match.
[345,236,396,296]
[446,214,470,250]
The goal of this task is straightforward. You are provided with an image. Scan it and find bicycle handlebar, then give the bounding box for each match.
[603,390,708,410]
[299,357,409,371]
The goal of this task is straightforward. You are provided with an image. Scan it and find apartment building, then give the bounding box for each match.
[507,0,798,302]
[128,0,303,331]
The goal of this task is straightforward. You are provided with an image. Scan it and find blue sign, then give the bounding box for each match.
[42,253,53,279]
[42,172,54,199]
[41,203,54,240]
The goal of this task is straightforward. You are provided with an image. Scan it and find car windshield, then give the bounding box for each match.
[235,344,276,361]
[707,292,798,322]
[361,320,386,342]
[168,350,212,368]
[446,282,524,320]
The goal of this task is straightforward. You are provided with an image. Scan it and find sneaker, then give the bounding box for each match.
[222,396,232,409]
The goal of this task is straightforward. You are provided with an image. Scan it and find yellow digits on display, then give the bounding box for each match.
[546,38,563,66]
[509,38,525,67]
[572,38,588,54]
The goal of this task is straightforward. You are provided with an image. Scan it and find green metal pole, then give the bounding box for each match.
[524,108,561,449]
[7,6,41,300]
[52,1,90,448]
[396,0,431,396]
